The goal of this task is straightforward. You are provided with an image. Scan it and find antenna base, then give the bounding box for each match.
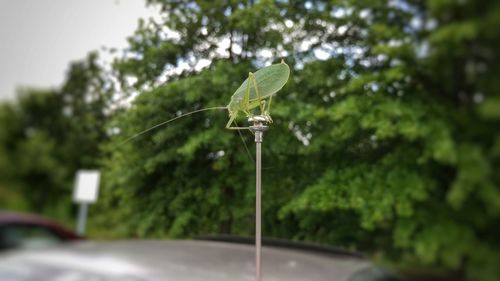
[249,115,269,143]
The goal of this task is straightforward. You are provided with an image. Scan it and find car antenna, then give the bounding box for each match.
[249,115,268,281]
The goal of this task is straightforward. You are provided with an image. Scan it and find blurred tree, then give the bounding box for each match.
[0,52,113,220]
[90,0,499,280]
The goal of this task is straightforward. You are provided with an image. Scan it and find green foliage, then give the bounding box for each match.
[98,60,259,237]
[0,0,499,280]
[0,53,112,220]
[94,1,500,280]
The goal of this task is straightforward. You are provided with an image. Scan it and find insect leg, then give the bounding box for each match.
[243,72,252,106]
[265,93,273,123]
[226,126,251,130]
[243,74,254,118]
[226,73,252,130]
[250,72,264,113]
[226,114,236,128]
[267,93,273,113]
[226,113,250,130]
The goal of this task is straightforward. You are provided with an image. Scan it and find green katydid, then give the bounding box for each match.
[118,60,290,146]
[225,60,290,129]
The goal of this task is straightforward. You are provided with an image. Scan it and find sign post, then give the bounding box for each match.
[73,170,100,236]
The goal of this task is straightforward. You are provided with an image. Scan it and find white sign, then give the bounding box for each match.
[73,170,100,203]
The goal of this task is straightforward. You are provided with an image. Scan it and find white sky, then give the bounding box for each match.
[0,0,155,100]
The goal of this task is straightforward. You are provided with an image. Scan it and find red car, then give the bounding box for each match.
[0,210,81,251]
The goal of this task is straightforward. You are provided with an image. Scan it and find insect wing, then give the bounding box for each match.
[230,62,290,102]
[252,62,290,100]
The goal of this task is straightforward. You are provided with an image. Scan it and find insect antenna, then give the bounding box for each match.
[115,106,227,147]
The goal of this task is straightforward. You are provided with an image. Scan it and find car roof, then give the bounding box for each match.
[0,240,373,281]
[197,235,365,259]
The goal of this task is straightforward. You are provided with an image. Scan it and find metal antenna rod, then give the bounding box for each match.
[249,115,268,281]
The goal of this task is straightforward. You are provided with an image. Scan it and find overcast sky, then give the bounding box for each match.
[0,0,154,100]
